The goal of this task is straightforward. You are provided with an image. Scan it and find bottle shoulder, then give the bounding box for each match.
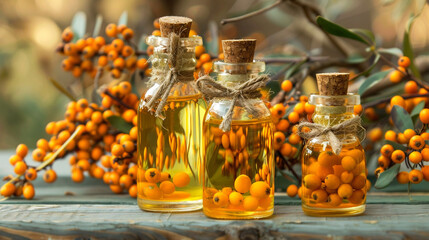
[205,98,271,122]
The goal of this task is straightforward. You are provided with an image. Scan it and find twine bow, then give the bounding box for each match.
[196,74,270,132]
[297,116,366,155]
[144,32,193,119]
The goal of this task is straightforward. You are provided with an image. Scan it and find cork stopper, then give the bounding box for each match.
[316,73,349,96]
[159,16,192,38]
[222,39,256,63]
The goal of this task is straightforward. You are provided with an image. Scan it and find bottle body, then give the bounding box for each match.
[202,61,275,219]
[137,35,205,212]
[301,94,367,216]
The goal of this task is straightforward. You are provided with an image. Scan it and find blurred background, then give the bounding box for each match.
[0,0,428,149]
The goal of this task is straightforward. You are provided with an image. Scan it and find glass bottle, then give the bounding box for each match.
[202,40,274,219]
[137,17,206,212]
[301,73,367,217]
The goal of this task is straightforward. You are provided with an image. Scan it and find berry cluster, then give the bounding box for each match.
[1,81,140,199]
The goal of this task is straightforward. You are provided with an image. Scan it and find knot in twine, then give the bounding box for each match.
[144,32,194,119]
[297,116,366,155]
[196,74,270,132]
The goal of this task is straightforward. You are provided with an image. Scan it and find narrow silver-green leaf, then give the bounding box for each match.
[378,48,403,57]
[411,101,425,117]
[92,15,103,37]
[391,105,414,132]
[118,11,128,26]
[385,140,407,152]
[106,115,133,133]
[352,53,380,80]
[316,17,370,45]
[374,163,401,189]
[403,13,422,78]
[350,28,375,44]
[71,11,87,40]
[358,70,390,95]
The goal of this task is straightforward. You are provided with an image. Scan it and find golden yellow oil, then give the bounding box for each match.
[301,140,367,217]
[202,117,275,219]
[137,94,206,212]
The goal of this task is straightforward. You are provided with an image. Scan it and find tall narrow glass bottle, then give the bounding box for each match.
[300,73,367,217]
[137,16,205,212]
[200,40,274,219]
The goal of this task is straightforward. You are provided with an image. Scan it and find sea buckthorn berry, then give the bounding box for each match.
[349,189,365,204]
[16,144,28,158]
[213,192,228,207]
[229,191,244,205]
[325,174,340,189]
[108,50,118,61]
[119,174,133,189]
[286,184,298,197]
[25,168,37,181]
[121,45,134,58]
[378,155,390,168]
[318,151,339,167]
[409,169,423,184]
[422,166,429,181]
[250,181,270,198]
[337,184,353,199]
[374,167,384,177]
[31,148,45,162]
[152,30,161,36]
[397,133,408,144]
[82,46,95,59]
[403,129,416,141]
[398,56,410,68]
[9,155,22,166]
[390,95,405,108]
[274,131,285,145]
[288,133,301,145]
[340,171,354,184]
[108,171,120,185]
[159,181,175,194]
[160,172,171,182]
[145,168,162,183]
[384,130,397,142]
[420,109,429,124]
[327,193,342,207]
[76,98,89,111]
[409,151,422,164]
[92,166,105,179]
[351,175,366,189]
[234,174,252,193]
[23,184,35,200]
[112,39,124,52]
[368,127,382,142]
[303,174,321,190]
[111,144,125,157]
[409,135,425,150]
[137,58,148,69]
[98,55,108,67]
[288,111,300,124]
[14,161,27,175]
[354,104,363,115]
[421,148,429,161]
[43,169,57,183]
[110,185,124,194]
[62,59,73,71]
[380,144,394,158]
[122,28,134,40]
[80,60,93,71]
[122,140,135,153]
[311,189,328,203]
[111,68,121,79]
[391,150,405,163]
[1,183,16,197]
[276,119,289,132]
[304,102,315,114]
[341,156,357,171]
[122,109,136,122]
[105,23,118,37]
[129,184,137,198]
[422,132,429,140]
[199,53,211,63]
[281,80,293,92]
[294,102,305,115]
[271,104,286,118]
[397,171,409,184]
[173,172,191,188]
[113,57,125,69]
[77,159,91,171]
[405,81,418,94]
[280,143,292,157]
[62,27,74,42]
[243,196,259,211]
[127,165,138,179]
[71,169,84,183]
[389,70,404,83]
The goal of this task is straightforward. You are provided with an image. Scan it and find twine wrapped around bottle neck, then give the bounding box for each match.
[144,32,194,119]
[196,74,270,132]
[297,116,366,155]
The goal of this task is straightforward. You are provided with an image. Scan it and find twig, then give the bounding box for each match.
[276,151,301,182]
[362,93,429,108]
[103,90,134,109]
[259,56,328,64]
[221,0,285,25]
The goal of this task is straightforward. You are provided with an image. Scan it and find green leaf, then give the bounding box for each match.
[411,101,425,117]
[316,17,370,45]
[350,28,375,44]
[106,115,133,133]
[403,14,422,79]
[391,105,414,132]
[346,54,368,64]
[71,11,87,41]
[118,11,128,26]
[92,15,103,37]
[351,53,380,80]
[374,164,401,189]
[378,48,403,57]
[205,21,219,55]
[385,140,407,152]
[358,70,390,95]
[285,60,306,79]
[138,34,148,51]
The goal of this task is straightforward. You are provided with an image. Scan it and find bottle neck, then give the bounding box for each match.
[312,106,355,127]
[217,72,259,88]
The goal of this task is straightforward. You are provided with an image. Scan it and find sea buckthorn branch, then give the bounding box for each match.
[275,151,301,182]
[220,0,285,25]
[103,89,134,109]
[362,93,429,109]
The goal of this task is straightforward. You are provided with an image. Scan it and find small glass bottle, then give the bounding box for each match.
[301,73,367,217]
[137,16,206,212]
[202,40,274,219]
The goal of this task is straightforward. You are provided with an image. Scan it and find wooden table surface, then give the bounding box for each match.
[0,177,429,240]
